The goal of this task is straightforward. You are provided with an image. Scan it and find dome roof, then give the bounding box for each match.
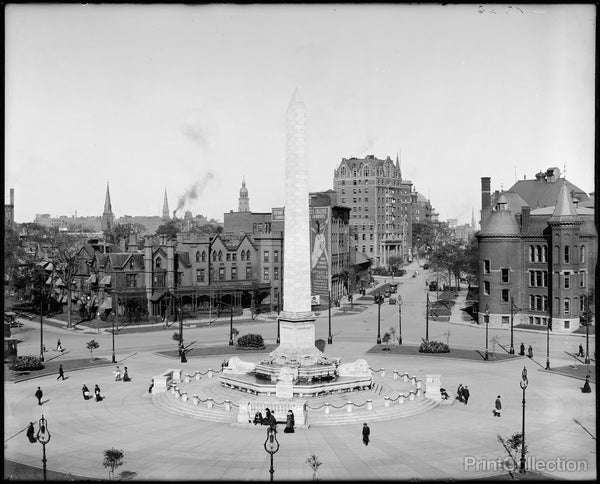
[239,179,248,195]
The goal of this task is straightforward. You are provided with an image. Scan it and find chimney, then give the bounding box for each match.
[521,206,530,234]
[481,177,491,210]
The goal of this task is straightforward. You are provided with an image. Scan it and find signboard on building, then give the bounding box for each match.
[309,206,331,298]
[271,207,285,221]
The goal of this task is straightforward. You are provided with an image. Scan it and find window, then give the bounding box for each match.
[226,253,231,261]
[126,274,137,288]
[241,251,245,261]
[231,267,237,280]
[580,245,586,263]
[246,267,253,279]
[201,251,206,262]
[263,267,270,280]
[263,251,269,263]
[196,269,205,283]
[340,166,347,177]
[501,289,510,302]
[176,272,183,286]
[535,295,543,311]
[529,245,535,262]
[155,257,162,268]
[129,259,134,269]
[529,295,535,310]
[564,321,570,329]
[564,246,570,263]
[195,251,200,262]
[580,271,586,288]
[247,250,251,261]
[554,245,559,262]
[274,250,279,263]
[232,253,237,261]
[212,251,217,262]
[564,298,570,315]
[274,267,279,280]
[483,260,490,274]
[483,281,490,295]
[564,273,570,289]
[501,268,509,283]
[218,250,223,262]
[154,274,165,288]
[218,267,225,281]
[501,316,509,325]
[542,246,547,262]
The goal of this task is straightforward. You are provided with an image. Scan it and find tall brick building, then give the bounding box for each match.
[333,154,413,266]
[477,167,596,333]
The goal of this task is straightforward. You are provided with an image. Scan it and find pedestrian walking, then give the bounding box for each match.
[578,344,585,358]
[527,345,533,359]
[26,422,37,443]
[456,384,464,403]
[35,386,43,406]
[284,410,295,433]
[57,364,65,380]
[462,386,470,405]
[94,384,103,402]
[148,378,154,394]
[56,339,62,352]
[113,366,122,381]
[82,384,91,400]
[519,342,525,356]
[493,395,502,417]
[582,374,592,393]
[362,423,370,446]
[122,367,131,382]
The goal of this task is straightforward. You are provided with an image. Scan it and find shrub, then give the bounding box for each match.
[418,340,450,353]
[10,355,44,371]
[237,333,265,349]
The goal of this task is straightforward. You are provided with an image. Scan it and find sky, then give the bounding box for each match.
[5,4,596,226]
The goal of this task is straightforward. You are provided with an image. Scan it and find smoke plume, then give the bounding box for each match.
[176,171,215,212]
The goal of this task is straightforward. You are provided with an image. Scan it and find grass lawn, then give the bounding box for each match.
[156,343,280,359]
[366,344,521,363]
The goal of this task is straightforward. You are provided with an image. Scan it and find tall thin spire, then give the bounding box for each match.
[103,182,112,213]
[162,188,170,219]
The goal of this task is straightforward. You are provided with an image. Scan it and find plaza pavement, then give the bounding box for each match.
[4,269,596,481]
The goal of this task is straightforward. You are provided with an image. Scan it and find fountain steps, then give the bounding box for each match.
[152,391,236,423]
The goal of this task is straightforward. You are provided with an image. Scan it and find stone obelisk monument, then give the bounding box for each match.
[270,89,322,366]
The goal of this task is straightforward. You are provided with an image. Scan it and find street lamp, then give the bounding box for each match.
[484,304,490,361]
[328,289,333,344]
[397,295,403,345]
[545,315,552,370]
[375,294,382,344]
[519,366,528,474]
[263,426,280,482]
[37,414,51,481]
[509,297,521,354]
[583,294,591,364]
[177,296,187,363]
[229,299,234,346]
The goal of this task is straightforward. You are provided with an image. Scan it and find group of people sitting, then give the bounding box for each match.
[253,408,295,433]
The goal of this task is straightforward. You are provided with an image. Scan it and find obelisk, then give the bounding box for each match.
[270,89,322,366]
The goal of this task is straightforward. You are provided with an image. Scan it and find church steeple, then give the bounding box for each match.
[101,182,114,232]
[162,188,170,220]
[238,177,250,212]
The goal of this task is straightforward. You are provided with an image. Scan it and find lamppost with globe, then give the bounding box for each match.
[484,304,490,361]
[37,414,51,481]
[519,367,528,474]
[263,426,280,481]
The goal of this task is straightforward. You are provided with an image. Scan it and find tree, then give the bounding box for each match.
[155,221,179,240]
[305,454,322,480]
[497,432,527,479]
[103,448,125,480]
[86,339,99,361]
[103,223,141,246]
[387,255,403,274]
[382,332,392,347]
[389,326,397,345]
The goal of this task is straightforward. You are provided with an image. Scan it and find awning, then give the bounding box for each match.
[150,290,167,302]
[98,298,113,311]
[99,275,112,285]
[87,274,97,284]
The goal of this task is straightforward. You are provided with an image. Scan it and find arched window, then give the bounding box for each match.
[246,250,251,260]
[241,250,245,261]
[155,257,162,268]
[212,251,217,262]
[564,246,570,264]
[535,246,542,262]
[340,166,347,177]
[352,169,358,177]
[529,245,535,262]
[218,250,223,261]
[201,251,206,262]
[362,165,370,177]
[580,245,586,263]
[554,245,559,262]
[195,251,200,262]
[542,246,548,262]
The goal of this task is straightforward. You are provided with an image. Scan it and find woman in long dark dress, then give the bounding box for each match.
[82,384,90,400]
[123,367,131,382]
[582,375,592,393]
[94,384,103,402]
[284,410,295,433]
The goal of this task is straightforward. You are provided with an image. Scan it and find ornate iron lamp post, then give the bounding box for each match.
[178,296,186,363]
[545,316,552,370]
[263,426,280,481]
[375,293,383,344]
[328,289,333,344]
[583,294,591,364]
[397,295,403,345]
[425,291,430,341]
[519,366,528,474]
[37,414,51,481]
[229,299,234,346]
